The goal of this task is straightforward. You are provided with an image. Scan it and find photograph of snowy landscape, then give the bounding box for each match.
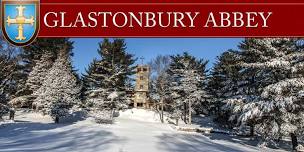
[0,37,304,152]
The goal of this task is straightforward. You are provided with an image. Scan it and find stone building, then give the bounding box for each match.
[133,65,150,108]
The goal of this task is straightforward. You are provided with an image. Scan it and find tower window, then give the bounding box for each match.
[140,85,143,89]
[140,76,144,80]
[143,68,147,72]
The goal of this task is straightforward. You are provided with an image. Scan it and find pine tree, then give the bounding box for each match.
[16,38,74,97]
[167,52,208,125]
[22,38,74,72]
[9,51,56,108]
[0,50,16,104]
[34,46,80,123]
[9,38,76,108]
[234,38,304,148]
[26,51,54,93]
[0,36,21,105]
[221,39,287,136]
[208,50,242,127]
[82,39,136,123]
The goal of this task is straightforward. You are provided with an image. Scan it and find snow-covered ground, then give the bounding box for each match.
[0,109,288,152]
[119,108,165,123]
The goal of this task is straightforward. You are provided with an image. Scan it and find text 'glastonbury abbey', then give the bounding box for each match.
[43,11,273,28]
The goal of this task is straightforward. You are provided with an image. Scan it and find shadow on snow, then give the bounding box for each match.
[0,120,125,152]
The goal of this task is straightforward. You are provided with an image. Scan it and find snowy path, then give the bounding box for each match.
[0,111,286,152]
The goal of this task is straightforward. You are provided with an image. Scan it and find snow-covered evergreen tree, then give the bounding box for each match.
[222,39,287,135]
[34,46,80,123]
[15,38,75,99]
[0,36,21,107]
[9,51,56,108]
[167,52,208,124]
[235,38,304,148]
[220,38,304,148]
[82,39,136,123]
[0,50,17,104]
[208,50,242,127]
[26,51,53,93]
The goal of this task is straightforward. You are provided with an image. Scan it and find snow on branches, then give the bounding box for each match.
[82,39,136,123]
[86,89,127,123]
[220,38,304,145]
[26,51,54,93]
[166,52,209,124]
[34,47,80,122]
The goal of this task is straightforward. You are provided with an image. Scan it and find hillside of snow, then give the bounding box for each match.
[0,110,289,152]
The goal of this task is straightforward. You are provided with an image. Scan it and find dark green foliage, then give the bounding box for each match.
[83,39,136,91]
[82,39,136,109]
[207,50,242,126]
[0,36,21,104]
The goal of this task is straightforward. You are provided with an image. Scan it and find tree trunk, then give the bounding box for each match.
[55,116,59,123]
[250,124,254,137]
[277,124,282,142]
[290,132,298,150]
[161,98,164,123]
[188,100,192,125]
[183,102,187,124]
[9,112,15,120]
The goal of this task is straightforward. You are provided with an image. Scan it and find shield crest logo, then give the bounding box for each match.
[1,0,40,46]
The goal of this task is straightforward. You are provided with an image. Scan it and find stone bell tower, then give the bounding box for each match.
[134,64,150,108]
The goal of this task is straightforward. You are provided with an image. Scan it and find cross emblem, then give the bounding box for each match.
[6,5,34,41]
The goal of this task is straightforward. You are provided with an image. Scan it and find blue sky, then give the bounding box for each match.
[71,38,243,74]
